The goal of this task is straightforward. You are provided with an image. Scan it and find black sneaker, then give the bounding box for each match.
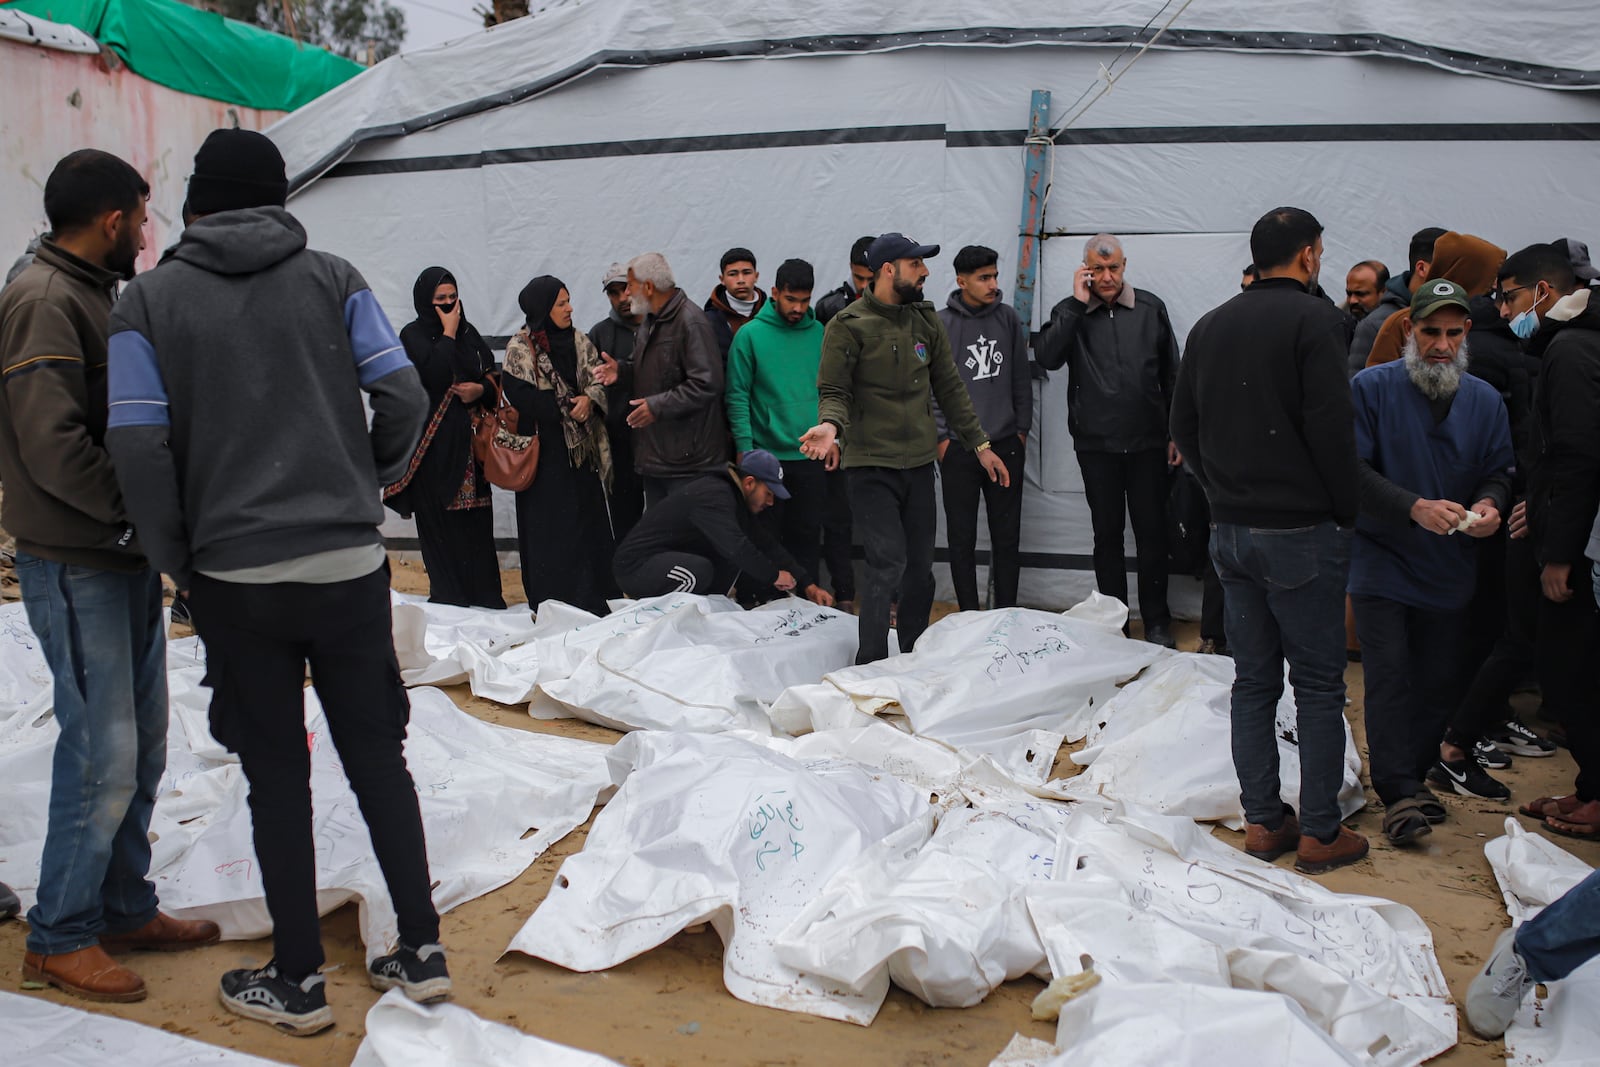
[1473,739,1513,770]
[1491,719,1558,758]
[369,942,451,1003]
[168,593,192,626]
[0,880,18,920]
[1428,758,1511,801]
[219,962,334,1036]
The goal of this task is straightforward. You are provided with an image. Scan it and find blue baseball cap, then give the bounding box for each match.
[736,449,790,499]
[866,232,940,271]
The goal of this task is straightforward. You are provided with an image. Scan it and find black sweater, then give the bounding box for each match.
[1170,277,1359,527]
[612,468,808,588]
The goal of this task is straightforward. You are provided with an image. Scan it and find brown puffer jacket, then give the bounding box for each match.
[630,287,729,478]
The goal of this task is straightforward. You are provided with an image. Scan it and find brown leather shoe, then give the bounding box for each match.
[1243,810,1301,861]
[23,946,146,1002]
[1294,826,1370,875]
[100,912,221,953]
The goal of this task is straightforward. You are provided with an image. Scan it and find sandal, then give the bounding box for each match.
[1519,795,1582,820]
[1541,799,1600,840]
[1383,797,1432,845]
[1412,789,1447,824]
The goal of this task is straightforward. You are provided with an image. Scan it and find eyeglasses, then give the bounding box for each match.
[1492,284,1531,306]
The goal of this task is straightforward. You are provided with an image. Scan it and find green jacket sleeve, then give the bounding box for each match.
[926,314,989,451]
[816,315,858,438]
[726,328,756,454]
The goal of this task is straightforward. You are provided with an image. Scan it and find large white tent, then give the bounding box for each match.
[269,0,1600,608]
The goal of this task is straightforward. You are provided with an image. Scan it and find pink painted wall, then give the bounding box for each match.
[1,38,284,274]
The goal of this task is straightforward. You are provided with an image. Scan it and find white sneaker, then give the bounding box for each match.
[1465,927,1534,1038]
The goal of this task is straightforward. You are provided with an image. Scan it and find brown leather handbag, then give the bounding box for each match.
[471,373,539,492]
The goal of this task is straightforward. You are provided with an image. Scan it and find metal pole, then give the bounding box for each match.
[1012,89,1051,333]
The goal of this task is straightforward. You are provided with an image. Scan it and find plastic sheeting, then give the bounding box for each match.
[531,595,860,733]
[273,0,1600,187]
[772,600,1158,783]
[1029,805,1455,1065]
[0,601,614,962]
[352,989,623,1067]
[1483,819,1600,1067]
[506,731,931,1024]
[4,0,361,111]
[995,983,1366,1066]
[1062,652,1368,826]
[0,989,288,1066]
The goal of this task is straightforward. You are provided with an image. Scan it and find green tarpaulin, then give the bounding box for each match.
[3,0,363,112]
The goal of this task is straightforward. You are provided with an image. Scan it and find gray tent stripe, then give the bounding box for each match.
[322,120,1600,181]
[288,25,1599,192]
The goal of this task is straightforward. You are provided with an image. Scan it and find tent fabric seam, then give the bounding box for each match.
[285,23,1600,193]
[320,120,1600,181]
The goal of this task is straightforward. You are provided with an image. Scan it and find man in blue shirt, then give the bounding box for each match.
[1350,280,1514,845]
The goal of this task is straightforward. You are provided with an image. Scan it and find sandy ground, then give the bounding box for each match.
[2,553,1595,1066]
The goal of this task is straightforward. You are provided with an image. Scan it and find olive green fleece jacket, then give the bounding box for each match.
[816,290,989,469]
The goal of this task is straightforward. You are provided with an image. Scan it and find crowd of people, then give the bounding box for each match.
[1,131,1597,1040]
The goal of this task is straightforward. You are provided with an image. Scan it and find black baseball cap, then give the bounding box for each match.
[736,449,790,499]
[866,232,940,271]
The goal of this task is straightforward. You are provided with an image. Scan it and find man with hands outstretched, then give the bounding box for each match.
[799,232,1007,664]
[1349,280,1516,836]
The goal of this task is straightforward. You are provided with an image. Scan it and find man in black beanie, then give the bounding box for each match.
[106,127,443,1035]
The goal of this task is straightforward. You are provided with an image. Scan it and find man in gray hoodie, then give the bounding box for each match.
[106,129,441,1036]
[935,245,1031,610]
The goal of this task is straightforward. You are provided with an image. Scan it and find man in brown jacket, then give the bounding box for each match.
[615,251,729,505]
[0,150,218,1003]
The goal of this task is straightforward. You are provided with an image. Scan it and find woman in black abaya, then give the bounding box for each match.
[384,266,506,608]
[502,276,614,616]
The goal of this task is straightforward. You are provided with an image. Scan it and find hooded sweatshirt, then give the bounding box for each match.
[725,298,824,459]
[1525,287,1600,568]
[106,206,427,586]
[935,290,1032,443]
[704,285,767,363]
[1365,232,1506,368]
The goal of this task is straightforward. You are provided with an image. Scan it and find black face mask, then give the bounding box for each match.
[434,300,458,315]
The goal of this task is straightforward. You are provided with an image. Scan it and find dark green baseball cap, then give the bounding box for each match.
[1411,278,1471,320]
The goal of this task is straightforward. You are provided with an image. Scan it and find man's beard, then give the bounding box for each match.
[891,267,923,303]
[109,226,140,280]
[1403,335,1470,400]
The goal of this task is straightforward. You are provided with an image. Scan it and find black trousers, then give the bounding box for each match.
[1538,564,1600,801]
[850,464,936,664]
[188,563,439,981]
[1076,448,1171,629]
[939,436,1026,611]
[1449,531,1538,746]
[642,474,701,509]
[1353,594,1469,806]
[821,468,856,600]
[614,551,732,598]
[757,458,828,588]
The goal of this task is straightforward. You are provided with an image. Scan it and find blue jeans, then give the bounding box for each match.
[1210,522,1351,841]
[16,554,167,955]
[1517,868,1600,983]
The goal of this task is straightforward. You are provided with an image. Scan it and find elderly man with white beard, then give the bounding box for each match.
[1349,279,1515,847]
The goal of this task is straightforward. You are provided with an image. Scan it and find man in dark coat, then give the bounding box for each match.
[1035,233,1179,646]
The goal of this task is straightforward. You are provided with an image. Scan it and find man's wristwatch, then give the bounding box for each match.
[975,441,992,453]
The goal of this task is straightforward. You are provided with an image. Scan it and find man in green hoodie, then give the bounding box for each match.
[801,233,1009,663]
[726,258,833,590]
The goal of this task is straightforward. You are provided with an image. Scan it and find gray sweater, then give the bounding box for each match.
[106,207,426,586]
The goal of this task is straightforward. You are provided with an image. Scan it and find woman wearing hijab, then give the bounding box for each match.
[384,266,506,608]
[502,276,615,615]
